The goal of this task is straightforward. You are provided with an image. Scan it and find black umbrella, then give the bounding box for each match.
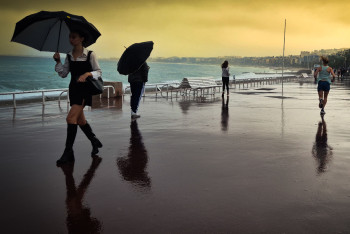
[117,41,154,75]
[11,11,101,53]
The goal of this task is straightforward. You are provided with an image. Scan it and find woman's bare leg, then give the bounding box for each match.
[323,91,329,109]
[66,105,84,124]
[318,90,324,109]
[77,110,87,126]
[318,90,324,100]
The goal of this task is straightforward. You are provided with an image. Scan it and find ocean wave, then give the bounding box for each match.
[0,56,296,96]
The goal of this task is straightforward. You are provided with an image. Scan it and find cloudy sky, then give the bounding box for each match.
[1,0,350,58]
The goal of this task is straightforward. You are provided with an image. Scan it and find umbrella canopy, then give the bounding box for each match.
[117,41,154,75]
[11,11,101,53]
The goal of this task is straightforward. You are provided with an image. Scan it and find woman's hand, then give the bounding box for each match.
[53,53,61,63]
[77,72,91,82]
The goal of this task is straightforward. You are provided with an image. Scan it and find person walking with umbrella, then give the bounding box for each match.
[11,11,103,164]
[128,62,150,119]
[54,30,103,164]
[117,41,153,119]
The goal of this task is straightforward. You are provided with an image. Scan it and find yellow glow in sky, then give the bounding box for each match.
[1,0,350,58]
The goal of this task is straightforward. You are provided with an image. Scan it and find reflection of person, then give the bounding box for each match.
[59,157,102,233]
[117,120,151,188]
[221,60,230,97]
[221,97,229,132]
[179,100,191,114]
[312,118,333,174]
[313,56,335,116]
[54,30,103,164]
[128,62,150,119]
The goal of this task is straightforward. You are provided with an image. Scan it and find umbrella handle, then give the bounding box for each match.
[56,20,62,53]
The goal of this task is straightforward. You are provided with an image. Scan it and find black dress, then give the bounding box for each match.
[67,51,93,107]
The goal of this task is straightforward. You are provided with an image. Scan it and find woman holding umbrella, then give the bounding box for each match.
[117,41,153,119]
[53,30,103,164]
[11,11,103,164]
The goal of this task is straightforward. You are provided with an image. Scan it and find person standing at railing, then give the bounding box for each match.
[128,62,150,119]
[53,30,103,165]
[221,60,230,97]
[313,56,335,116]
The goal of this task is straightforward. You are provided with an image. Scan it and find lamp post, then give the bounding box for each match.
[282,19,286,95]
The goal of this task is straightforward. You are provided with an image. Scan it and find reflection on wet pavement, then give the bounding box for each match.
[221,97,229,131]
[2,80,350,233]
[59,157,102,233]
[117,120,151,189]
[312,117,333,174]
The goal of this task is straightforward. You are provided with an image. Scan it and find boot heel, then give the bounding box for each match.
[91,137,103,156]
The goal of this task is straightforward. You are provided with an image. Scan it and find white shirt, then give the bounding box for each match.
[55,48,102,80]
[222,67,230,77]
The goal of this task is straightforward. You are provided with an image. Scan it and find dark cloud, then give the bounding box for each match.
[1,0,350,57]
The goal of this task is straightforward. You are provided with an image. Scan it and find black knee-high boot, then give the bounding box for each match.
[79,121,103,156]
[57,124,78,165]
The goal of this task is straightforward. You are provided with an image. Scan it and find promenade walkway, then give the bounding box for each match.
[1,79,350,233]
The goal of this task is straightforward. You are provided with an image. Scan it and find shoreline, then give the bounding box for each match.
[148,60,307,71]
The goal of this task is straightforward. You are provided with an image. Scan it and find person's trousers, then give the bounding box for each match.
[222,77,229,92]
[130,82,145,113]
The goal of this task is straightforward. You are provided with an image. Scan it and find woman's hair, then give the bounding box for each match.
[320,56,329,65]
[70,29,88,47]
[221,60,228,68]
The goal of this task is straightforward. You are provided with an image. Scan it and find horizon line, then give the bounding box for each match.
[1,48,349,60]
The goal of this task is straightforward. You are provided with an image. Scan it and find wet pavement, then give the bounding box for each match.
[1,79,350,233]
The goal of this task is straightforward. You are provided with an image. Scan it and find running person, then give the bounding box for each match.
[53,30,103,165]
[313,56,335,115]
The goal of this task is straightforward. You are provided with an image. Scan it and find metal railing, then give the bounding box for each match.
[102,85,116,99]
[0,85,116,109]
[123,82,180,97]
[122,75,301,99]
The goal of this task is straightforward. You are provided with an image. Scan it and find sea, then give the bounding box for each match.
[0,55,292,101]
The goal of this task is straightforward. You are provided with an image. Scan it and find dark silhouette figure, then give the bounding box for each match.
[117,120,151,189]
[59,157,102,234]
[221,97,229,131]
[179,99,191,114]
[312,118,333,174]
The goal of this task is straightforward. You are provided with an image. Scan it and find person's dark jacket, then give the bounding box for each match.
[128,62,149,83]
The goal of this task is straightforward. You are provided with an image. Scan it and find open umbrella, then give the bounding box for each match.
[117,41,154,75]
[11,11,101,53]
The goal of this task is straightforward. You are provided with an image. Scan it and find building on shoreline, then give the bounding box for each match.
[149,48,350,69]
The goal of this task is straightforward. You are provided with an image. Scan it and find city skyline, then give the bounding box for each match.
[1,0,350,58]
[1,47,345,60]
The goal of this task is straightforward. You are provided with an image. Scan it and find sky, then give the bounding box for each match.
[1,0,350,58]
